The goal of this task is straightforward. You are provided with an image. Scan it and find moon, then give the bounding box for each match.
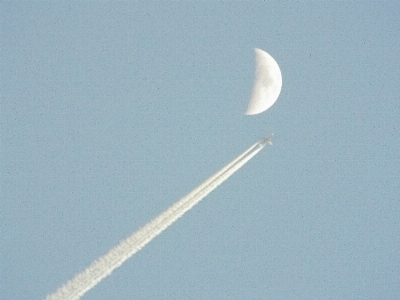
[246,48,282,115]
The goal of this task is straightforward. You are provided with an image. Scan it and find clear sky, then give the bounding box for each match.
[2,2,399,299]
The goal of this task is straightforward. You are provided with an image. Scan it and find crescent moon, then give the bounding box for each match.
[246,48,282,115]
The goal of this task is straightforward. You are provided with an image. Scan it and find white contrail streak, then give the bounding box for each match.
[45,140,267,300]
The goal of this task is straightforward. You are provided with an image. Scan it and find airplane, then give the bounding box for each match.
[259,134,273,146]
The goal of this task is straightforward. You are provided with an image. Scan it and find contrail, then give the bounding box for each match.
[45,138,269,300]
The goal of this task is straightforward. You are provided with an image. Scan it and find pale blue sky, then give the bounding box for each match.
[2,2,399,299]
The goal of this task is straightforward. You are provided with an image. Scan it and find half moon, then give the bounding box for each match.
[246,48,282,115]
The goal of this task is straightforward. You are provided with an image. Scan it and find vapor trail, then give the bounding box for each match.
[45,139,268,300]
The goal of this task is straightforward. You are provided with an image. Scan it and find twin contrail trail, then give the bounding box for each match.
[45,138,270,300]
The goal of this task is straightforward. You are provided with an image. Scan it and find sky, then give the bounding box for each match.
[2,2,400,299]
